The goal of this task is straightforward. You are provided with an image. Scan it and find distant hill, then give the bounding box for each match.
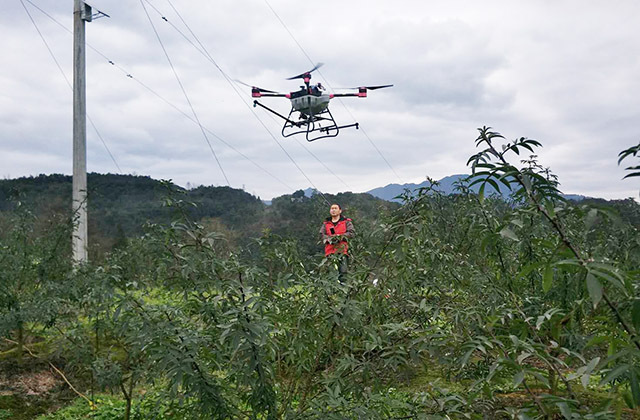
[2,173,603,259]
[0,174,264,250]
[367,174,498,202]
[0,173,398,257]
[366,174,588,202]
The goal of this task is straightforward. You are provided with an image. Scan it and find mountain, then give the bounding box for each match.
[367,174,496,202]
[366,174,589,203]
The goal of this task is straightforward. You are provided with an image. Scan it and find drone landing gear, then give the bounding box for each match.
[282,107,342,142]
[253,100,358,142]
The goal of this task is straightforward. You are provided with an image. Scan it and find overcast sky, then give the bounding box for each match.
[2,0,639,200]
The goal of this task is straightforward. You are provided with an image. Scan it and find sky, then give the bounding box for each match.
[2,0,639,200]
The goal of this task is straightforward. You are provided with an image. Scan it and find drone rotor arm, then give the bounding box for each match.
[331,84,394,98]
[330,93,359,98]
[250,87,288,98]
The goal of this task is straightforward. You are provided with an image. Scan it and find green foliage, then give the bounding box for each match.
[2,128,640,419]
[618,142,640,180]
[0,202,72,361]
[37,394,194,420]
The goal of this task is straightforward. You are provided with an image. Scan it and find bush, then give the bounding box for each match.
[38,394,193,420]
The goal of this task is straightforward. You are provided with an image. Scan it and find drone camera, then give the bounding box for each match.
[358,87,367,98]
[251,88,262,98]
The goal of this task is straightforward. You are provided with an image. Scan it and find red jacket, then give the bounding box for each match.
[320,217,355,256]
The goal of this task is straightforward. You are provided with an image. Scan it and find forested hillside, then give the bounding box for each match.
[0,173,398,258]
[1,130,640,419]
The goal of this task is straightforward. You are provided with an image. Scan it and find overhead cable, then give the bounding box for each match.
[152,0,333,203]
[139,0,230,186]
[22,0,294,190]
[20,0,122,174]
[262,0,404,184]
[22,0,330,195]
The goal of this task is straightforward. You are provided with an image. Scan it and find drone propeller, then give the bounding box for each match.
[338,84,394,90]
[362,84,393,90]
[286,63,324,80]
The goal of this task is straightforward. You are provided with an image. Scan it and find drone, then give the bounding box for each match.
[242,63,392,142]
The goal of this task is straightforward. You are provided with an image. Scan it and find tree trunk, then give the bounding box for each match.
[17,324,24,364]
[124,396,132,420]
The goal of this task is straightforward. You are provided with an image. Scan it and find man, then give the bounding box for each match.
[320,203,355,280]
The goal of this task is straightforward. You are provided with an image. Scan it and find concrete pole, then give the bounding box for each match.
[72,0,90,264]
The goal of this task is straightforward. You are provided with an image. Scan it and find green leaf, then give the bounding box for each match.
[497,174,514,190]
[585,208,598,230]
[510,218,524,228]
[520,142,535,153]
[543,200,556,219]
[631,370,640,407]
[499,227,519,241]
[486,177,501,194]
[478,182,486,202]
[632,300,640,333]
[529,371,550,388]
[555,259,582,268]
[468,173,492,185]
[589,266,626,293]
[618,143,640,164]
[586,273,603,308]
[513,370,525,387]
[518,262,544,279]
[460,347,475,367]
[585,335,608,348]
[517,352,533,364]
[601,363,631,385]
[581,357,600,388]
[556,402,572,419]
[542,265,553,293]
[622,172,640,179]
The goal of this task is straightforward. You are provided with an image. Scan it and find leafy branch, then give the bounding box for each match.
[618,142,640,179]
[468,126,640,353]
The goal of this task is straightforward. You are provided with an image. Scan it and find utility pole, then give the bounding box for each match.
[72,0,91,264]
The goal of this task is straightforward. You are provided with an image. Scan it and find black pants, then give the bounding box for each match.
[335,254,349,283]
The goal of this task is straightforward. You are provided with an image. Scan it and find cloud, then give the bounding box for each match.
[2,0,639,200]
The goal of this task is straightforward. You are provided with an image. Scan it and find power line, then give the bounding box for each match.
[20,0,122,174]
[139,0,230,186]
[22,0,294,191]
[259,105,350,189]
[23,0,338,198]
[262,0,404,184]
[158,0,338,196]
[151,0,333,204]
